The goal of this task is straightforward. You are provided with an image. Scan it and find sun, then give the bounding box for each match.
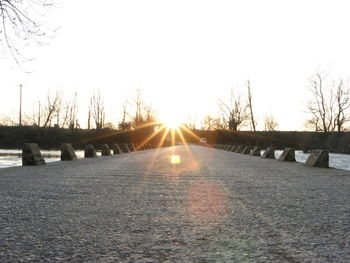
[163,115,183,129]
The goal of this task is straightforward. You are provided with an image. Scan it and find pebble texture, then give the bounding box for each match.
[0,145,349,262]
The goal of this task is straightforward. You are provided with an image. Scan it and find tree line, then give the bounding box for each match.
[1,70,350,133]
[0,88,159,131]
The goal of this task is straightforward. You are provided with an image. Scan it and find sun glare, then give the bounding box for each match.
[163,116,183,129]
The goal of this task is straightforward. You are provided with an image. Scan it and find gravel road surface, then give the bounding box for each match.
[0,145,349,262]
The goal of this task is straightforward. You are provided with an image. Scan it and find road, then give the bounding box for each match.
[0,145,349,262]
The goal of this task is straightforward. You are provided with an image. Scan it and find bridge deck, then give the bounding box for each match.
[0,145,349,262]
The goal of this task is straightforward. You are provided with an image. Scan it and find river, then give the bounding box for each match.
[1,149,350,171]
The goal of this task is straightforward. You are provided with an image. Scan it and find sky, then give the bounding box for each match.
[1,0,350,130]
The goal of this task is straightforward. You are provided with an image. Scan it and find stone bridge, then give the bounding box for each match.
[0,145,349,262]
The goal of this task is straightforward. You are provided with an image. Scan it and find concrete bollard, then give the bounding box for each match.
[229,145,236,152]
[144,144,151,150]
[22,143,46,166]
[232,145,239,152]
[305,150,329,168]
[120,143,131,153]
[241,146,251,154]
[262,147,275,159]
[101,144,111,156]
[250,146,261,156]
[111,144,122,154]
[84,144,97,158]
[128,143,136,152]
[279,148,296,162]
[235,145,244,153]
[61,143,77,161]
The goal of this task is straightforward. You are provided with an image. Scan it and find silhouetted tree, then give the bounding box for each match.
[130,89,158,129]
[264,115,279,131]
[306,71,350,132]
[333,79,350,132]
[202,115,225,130]
[61,92,79,130]
[118,100,132,130]
[89,90,105,130]
[183,114,197,129]
[42,89,63,128]
[218,88,248,131]
[0,0,56,64]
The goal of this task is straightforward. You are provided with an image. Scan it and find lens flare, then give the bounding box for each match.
[170,154,181,164]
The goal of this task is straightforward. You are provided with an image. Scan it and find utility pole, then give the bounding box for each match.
[38,101,41,127]
[247,80,256,132]
[19,84,23,126]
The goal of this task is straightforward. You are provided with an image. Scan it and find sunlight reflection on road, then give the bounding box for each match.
[170,154,181,164]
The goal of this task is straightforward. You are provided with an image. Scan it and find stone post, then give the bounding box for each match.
[250,146,261,156]
[101,144,111,156]
[61,143,77,161]
[111,144,122,154]
[120,143,131,153]
[128,143,136,152]
[305,150,329,168]
[22,143,46,166]
[262,147,275,159]
[241,146,251,154]
[84,144,97,158]
[279,148,296,162]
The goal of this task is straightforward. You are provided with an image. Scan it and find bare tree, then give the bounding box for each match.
[218,89,248,131]
[0,114,17,126]
[89,90,105,130]
[118,100,131,130]
[202,115,225,130]
[0,0,56,64]
[25,100,40,126]
[264,115,278,131]
[61,92,78,130]
[306,72,350,132]
[42,89,62,128]
[183,114,197,130]
[130,89,158,129]
[247,80,257,131]
[333,79,350,132]
[132,89,144,128]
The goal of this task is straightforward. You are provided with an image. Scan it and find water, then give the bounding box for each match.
[273,150,350,171]
[0,149,86,169]
[1,149,350,171]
